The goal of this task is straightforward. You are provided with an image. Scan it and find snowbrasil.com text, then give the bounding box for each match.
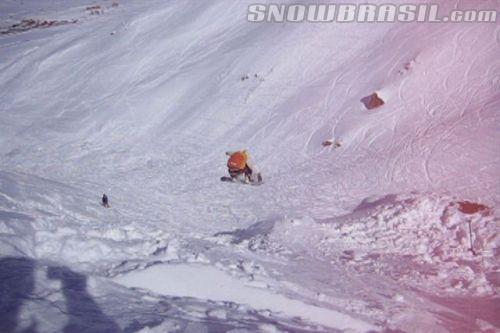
[247,4,497,23]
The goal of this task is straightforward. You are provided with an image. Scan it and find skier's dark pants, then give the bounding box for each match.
[229,166,252,179]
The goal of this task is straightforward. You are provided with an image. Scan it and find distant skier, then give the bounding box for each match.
[222,150,262,184]
[101,194,110,208]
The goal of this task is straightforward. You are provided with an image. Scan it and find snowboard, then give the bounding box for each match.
[220,175,263,186]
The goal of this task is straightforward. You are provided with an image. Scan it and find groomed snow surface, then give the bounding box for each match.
[0,0,499,332]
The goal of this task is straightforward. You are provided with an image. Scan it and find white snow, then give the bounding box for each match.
[114,263,376,332]
[0,0,499,332]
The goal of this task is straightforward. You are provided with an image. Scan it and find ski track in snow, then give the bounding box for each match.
[0,0,499,332]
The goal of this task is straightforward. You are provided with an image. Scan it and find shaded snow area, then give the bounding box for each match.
[0,0,499,332]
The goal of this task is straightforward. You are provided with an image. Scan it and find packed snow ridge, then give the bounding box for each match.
[0,0,498,332]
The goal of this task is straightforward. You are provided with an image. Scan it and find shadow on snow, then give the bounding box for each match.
[0,256,121,333]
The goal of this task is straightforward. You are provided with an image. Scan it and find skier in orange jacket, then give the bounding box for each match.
[224,150,262,184]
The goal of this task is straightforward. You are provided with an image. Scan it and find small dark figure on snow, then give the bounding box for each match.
[101,194,109,208]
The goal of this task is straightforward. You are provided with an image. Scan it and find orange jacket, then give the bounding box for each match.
[227,150,249,171]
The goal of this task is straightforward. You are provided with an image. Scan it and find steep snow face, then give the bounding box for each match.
[0,0,499,332]
[1,0,498,219]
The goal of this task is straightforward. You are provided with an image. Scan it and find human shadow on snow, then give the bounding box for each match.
[0,256,121,333]
[47,265,122,333]
[0,257,38,333]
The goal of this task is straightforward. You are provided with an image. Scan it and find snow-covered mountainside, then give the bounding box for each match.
[0,0,498,332]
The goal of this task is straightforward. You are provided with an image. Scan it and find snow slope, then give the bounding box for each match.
[0,0,499,332]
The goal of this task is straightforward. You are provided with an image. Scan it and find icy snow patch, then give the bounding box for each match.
[114,263,377,332]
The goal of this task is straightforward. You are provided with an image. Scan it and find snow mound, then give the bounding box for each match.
[267,193,499,296]
[332,194,497,262]
[0,171,177,274]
